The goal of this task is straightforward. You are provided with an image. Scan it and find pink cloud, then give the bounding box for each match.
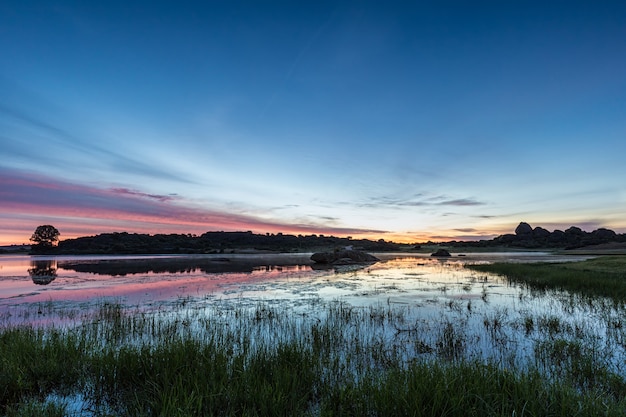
[0,168,384,245]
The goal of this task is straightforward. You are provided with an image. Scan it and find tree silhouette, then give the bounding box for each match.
[30,225,60,251]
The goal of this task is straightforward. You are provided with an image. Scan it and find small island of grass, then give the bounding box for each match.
[467,255,626,302]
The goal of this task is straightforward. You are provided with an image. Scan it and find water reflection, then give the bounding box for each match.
[28,260,57,285]
[0,252,594,315]
[58,255,315,276]
[2,252,623,414]
[5,252,624,380]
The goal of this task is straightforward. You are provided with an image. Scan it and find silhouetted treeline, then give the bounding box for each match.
[0,245,30,254]
[54,231,400,255]
[440,222,626,250]
[33,222,626,255]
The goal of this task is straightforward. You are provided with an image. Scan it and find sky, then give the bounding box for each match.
[1,1,625,246]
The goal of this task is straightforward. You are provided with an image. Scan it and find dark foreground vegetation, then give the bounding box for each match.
[468,255,626,301]
[1,301,625,417]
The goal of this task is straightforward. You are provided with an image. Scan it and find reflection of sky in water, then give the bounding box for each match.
[0,253,589,304]
[1,252,624,376]
[0,252,592,315]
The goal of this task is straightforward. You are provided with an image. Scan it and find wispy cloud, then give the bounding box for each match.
[436,199,484,206]
[109,188,175,202]
[352,193,486,209]
[0,168,384,243]
[0,100,192,184]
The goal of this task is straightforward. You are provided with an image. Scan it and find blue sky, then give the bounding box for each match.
[1,1,625,245]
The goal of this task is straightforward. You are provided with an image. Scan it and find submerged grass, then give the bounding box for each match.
[1,301,625,416]
[0,327,87,407]
[323,362,624,417]
[467,255,626,301]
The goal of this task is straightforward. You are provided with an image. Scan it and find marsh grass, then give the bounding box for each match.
[3,400,67,417]
[467,256,626,301]
[0,327,87,407]
[534,337,626,401]
[1,300,625,416]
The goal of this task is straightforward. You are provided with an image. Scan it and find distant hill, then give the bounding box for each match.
[49,231,400,255]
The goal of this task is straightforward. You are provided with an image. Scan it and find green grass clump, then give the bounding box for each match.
[534,338,626,400]
[1,301,625,416]
[468,256,626,301]
[3,400,67,417]
[0,328,86,407]
[91,340,317,416]
[321,362,626,417]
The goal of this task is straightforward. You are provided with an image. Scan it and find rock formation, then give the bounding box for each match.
[515,222,533,235]
[491,222,626,249]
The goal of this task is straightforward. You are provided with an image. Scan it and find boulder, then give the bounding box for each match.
[547,230,565,244]
[565,226,584,235]
[592,228,617,240]
[431,249,451,257]
[515,222,533,235]
[533,227,551,238]
[311,249,379,265]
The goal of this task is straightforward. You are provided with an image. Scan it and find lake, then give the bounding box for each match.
[2,251,625,415]
[0,251,588,320]
[2,252,618,363]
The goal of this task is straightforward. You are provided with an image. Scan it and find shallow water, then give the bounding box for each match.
[3,251,625,415]
[0,252,580,306]
[0,251,596,324]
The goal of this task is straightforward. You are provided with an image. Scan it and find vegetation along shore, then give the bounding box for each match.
[13,221,626,255]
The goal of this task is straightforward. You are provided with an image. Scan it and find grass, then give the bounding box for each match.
[1,254,625,415]
[467,255,626,301]
[1,301,625,416]
[325,362,624,417]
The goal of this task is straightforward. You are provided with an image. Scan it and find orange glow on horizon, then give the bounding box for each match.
[0,170,511,247]
[1,222,508,247]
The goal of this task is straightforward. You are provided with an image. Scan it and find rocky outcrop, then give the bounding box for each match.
[310,249,379,265]
[417,222,625,251]
[533,227,551,238]
[491,222,626,249]
[431,249,451,257]
[592,228,617,240]
[565,226,584,236]
[515,222,533,235]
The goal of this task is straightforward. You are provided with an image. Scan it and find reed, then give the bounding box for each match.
[3,400,66,417]
[1,300,625,416]
[467,256,626,301]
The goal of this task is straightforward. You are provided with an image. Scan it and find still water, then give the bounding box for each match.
[0,251,596,320]
[0,252,580,307]
[1,252,624,376]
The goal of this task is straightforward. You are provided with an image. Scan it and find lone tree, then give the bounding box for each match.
[30,225,60,251]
